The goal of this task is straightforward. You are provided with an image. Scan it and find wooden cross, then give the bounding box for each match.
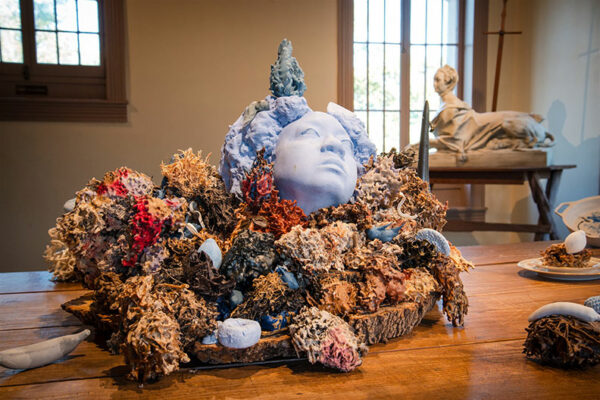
[485,0,522,111]
[577,21,599,142]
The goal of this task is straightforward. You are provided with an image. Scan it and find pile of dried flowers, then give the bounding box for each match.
[46,147,472,382]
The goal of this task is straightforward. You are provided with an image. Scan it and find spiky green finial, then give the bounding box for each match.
[269,39,306,98]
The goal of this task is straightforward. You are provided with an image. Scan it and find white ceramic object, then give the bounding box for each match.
[198,238,222,269]
[517,257,600,281]
[564,230,587,254]
[0,329,90,369]
[218,318,261,349]
[528,302,600,322]
[555,195,600,247]
[63,198,76,212]
[415,228,451,256]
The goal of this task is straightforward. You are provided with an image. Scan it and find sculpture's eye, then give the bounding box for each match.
[299,128,320,138]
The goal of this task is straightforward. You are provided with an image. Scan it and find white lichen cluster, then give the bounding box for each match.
[276,221,361,273]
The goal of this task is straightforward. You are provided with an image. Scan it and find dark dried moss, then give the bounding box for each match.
[183,251,235,301]
[220,230,279,291]
[396,239,438,270]
[380,147,416,170]
[308,201,373,231]
[192,185,240,239]
[158,284,219,351]
[524,315,600,368]
[430,255,468,327]
[230,272,306,320]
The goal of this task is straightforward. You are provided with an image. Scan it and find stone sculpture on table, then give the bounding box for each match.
[429,65,554,166]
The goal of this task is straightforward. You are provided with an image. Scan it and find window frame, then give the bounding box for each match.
[0,0,127,122]
[338,0,488,148]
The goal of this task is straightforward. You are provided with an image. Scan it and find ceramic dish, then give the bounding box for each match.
[555,195,600,247]
[517,257,600,281]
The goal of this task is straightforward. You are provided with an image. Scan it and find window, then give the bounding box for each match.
[339,0,488,152]
[0,0,127,122]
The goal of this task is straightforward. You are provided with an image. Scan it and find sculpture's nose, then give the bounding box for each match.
[320,133,345,158]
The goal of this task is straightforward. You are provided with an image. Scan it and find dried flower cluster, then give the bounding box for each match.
[289,307,368,372]
[161,149,239,239]
[540,243,592,268]
[354,153,447,235]
[276,222,361,273]
[113,275,218,381]
[220,230,279,291]
[48,147,471,382]
[430,250,470,327]
[231,272,305,320]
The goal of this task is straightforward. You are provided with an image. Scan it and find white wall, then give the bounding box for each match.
[529,0,600,238]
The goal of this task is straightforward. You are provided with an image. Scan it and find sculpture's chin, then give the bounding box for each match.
[295,193,350,215]
[276,178,354,215]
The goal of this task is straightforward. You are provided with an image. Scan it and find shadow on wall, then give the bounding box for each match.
[507,101,565,243]
[519,99,600,240]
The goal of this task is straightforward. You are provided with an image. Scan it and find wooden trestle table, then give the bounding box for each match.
[1,241,599,399]
[430,165,576,241]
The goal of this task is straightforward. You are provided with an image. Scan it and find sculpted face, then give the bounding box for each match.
[434,67,458,95]
[433,70,448,95]
[274,111,358,214]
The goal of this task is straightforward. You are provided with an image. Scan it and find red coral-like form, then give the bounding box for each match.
[96,168,130,197]
[237,149,307,238]
[255,197,307,238]
[241,149,274,211]
[123,197,165,267]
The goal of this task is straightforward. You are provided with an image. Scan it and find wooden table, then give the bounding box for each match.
[430,165,576,240]
[1,241,599,399]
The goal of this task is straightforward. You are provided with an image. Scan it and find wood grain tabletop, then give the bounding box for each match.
[1,241,599,399]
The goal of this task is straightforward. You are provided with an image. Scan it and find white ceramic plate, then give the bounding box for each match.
[517,257,600,281]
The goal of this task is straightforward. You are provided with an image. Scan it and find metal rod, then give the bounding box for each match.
[417,100,430,183]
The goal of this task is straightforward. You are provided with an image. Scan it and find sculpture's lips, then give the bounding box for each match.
[319,159,346,175]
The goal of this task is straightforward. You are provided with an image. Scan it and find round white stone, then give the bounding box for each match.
[564,230,586,254]
[218,318,261,349]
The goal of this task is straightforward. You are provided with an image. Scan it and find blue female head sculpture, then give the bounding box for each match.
[219,40,376,215]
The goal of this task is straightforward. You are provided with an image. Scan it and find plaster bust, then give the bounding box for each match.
[274,111,358,214]
[220,98,376,215]
[219,39,376,214]
[430,65,554,156]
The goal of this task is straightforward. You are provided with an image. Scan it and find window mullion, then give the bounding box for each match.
[365,0,370,135]
[20,0,36,76]
[382,0,386,152]
[400,0,410,148]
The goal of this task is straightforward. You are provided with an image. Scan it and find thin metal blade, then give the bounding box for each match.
[417,100,430,183]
